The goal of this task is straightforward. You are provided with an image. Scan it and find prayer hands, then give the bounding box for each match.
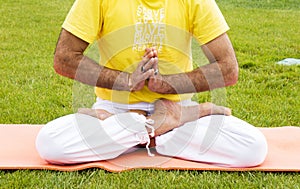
[137,47,173,94]
[129,48,158,91]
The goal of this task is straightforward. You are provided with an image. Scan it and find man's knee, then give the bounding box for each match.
[35,123,67,164]
[216,116,268,167]
[35,114,84,164]
[155,116,268,168]
[35,112,152,164]
[234,131,268,167]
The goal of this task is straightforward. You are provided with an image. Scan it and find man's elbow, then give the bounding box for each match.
[227,69,238,86]
[53,55,62,75]
[53,52,70,77]
[225,60,239,87]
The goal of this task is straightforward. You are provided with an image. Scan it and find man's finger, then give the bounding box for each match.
[141,58,156,73]
[141,68,155,81]
[145,47,152,53]
[143,50,155,59]
[140,58,151,72]
[211,105,232,116]
[151,47,158,57]
[95,109,113,120]
[223,107,232,116]
[151,57,159,75]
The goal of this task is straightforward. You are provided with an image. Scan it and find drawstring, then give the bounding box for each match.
[145,119,155,137]
[144,119,155,157]
[134,113,155,157]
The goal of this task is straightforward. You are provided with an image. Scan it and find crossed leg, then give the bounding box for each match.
[78,99,231,137]
[36,99,267,167]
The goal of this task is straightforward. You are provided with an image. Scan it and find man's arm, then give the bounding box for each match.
[54,29,157,91]
[148,33,238,94]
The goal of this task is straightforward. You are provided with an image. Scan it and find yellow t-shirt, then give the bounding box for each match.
[62,0,229,104]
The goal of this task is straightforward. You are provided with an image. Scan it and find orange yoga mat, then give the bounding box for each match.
[0,124,299,172]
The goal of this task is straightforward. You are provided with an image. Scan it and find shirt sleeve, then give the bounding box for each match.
[190,0,229,45]
[62,0,103,44]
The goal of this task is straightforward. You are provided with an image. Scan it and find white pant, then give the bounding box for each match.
[36,99,268,167]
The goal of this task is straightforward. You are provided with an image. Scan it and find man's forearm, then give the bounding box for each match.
[148,33,239,94]
[148,61,238,94]
[74,56,130,90]
[54,54,130,91]
[53,29,131,91]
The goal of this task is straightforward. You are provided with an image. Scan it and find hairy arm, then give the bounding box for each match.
[148,33,239,94]
[54,29,156,91]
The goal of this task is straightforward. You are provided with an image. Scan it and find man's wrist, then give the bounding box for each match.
[127,73,133,92]
[148,74,175,94]
[149,73,197,94]
[158,75,176,94]
[108,71,131,91]
[122,72,132,91]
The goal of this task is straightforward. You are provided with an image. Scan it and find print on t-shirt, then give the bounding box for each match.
[133,5,166,52]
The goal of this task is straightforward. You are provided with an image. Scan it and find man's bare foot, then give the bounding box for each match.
[77,108,113,120]
[148,100,182,136]
[77,100,231,137]
[148,100,232,136]
[196,102,231,118]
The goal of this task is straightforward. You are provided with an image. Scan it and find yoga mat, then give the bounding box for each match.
[0,124,299,172]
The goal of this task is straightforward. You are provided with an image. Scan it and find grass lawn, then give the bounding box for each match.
[0,0,299,188]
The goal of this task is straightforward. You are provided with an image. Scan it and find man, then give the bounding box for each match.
[36,0,268,167]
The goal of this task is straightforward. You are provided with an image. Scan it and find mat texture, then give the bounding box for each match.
[0,124,299,172]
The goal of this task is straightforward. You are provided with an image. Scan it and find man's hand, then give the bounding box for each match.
[138,47,177,94]
[129,48,158,91]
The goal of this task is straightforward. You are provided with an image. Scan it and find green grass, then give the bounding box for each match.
[0,0,299,188]
[1,170,300,188]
